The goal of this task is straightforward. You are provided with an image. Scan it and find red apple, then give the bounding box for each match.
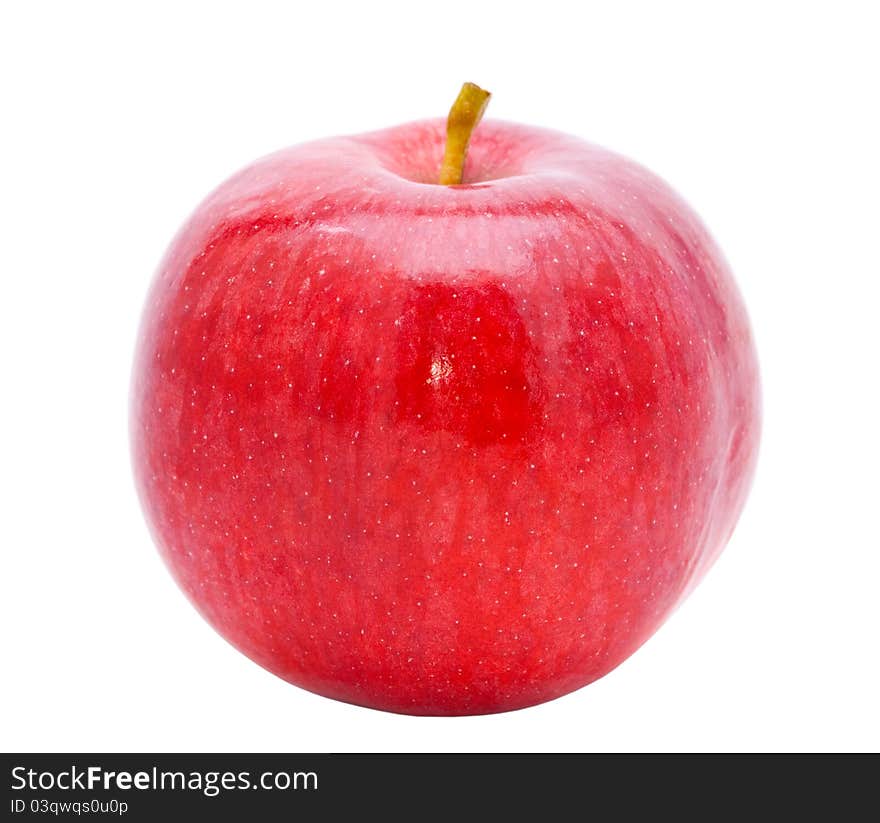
[131,85,760,715]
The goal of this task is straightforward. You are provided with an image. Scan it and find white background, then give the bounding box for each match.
[2,1,878,753]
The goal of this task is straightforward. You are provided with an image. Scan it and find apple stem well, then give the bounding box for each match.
[438,82,491,185]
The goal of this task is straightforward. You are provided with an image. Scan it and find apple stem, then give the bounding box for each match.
[439,82,492,185]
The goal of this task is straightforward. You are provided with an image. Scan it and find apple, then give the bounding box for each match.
[131,84,760,715]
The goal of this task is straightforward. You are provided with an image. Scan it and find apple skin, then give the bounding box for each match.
[131,118,760,715]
